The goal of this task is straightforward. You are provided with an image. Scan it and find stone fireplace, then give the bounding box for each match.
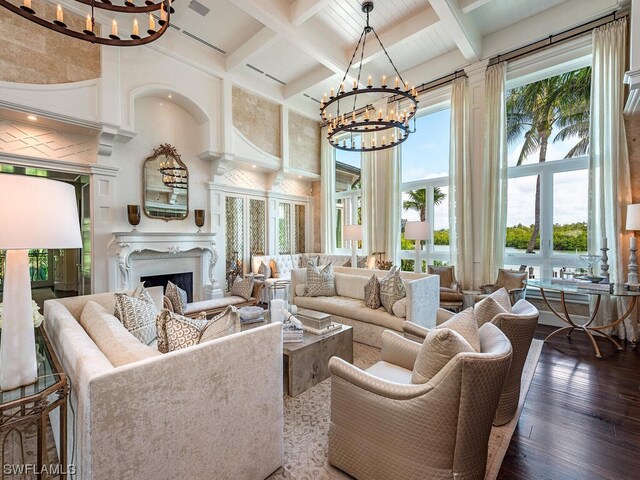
[107,232,222,301]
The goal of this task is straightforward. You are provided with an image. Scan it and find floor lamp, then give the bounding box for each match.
[0,174,82,390]
[405,221,429,273]
[343,224,363,268]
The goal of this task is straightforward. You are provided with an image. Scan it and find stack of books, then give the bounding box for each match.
[297,309,340,335]
[282,322,304,343]
[575,280,612,292]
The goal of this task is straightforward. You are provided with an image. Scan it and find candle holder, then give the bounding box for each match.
[195,209,205,233]
[127,204,140,231]
[600,246,610,283]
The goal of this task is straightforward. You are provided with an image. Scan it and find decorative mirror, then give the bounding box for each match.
[143,144,189,220]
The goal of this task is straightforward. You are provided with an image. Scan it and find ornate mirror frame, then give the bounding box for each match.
[143,144,189,221]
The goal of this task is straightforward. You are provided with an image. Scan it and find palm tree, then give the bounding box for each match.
[402,187,446,222]
[506,67,591,253]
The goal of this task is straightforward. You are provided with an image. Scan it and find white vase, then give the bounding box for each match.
[0,249,37,390]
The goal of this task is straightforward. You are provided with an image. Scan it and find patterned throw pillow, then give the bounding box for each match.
[474,295,509,327]
[156,309,208,353]
[114,290,158,345]
[357,255,368,268]
[258,261,271,279]
[436,307,480,352]
[364,274,381,309]
[299,254,319,268]
[306,262,336,297]
[379,266,406,313]
[166,281,188,315]
[269,259,280,278]
[199,306,241,343]
[411,328,475,384]
[230,276,254,300]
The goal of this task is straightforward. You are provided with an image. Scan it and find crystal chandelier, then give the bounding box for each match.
[0,0,173,46]
[320,1,418,153]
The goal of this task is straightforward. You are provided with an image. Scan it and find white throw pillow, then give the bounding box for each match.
[391,297,407,317]
[436,307,480,352]
[258,261,271,279]
[411,328,475,384]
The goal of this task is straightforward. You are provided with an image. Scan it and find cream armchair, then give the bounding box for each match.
[402,298,539,426]
[476,268,528,304]
[328,324,512,480]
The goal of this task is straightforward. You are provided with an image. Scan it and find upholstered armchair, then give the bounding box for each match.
[402,297,539,426]
[476,268,528,305]
[428,265,464,312]
[328,324,512,480]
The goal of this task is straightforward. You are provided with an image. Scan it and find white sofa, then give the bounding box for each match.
[44,291,283,480]
[251,253,365,302]
[290,266,439,348]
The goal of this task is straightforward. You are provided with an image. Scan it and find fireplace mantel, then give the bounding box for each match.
[107,232,221,300]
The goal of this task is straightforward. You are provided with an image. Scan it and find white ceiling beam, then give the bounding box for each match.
[482,0,621,58]
[399,49,469,88]
[354,7,440,67]
[459,0,493,15]
[429,0,482,62]
[225,27,280,71]
[289,0,332,26]
[284,66,336,99]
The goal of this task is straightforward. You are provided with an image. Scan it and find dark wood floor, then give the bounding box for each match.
[498,325,640,480]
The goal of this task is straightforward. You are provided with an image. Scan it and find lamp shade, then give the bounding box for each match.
[0,174,82,250]
[343,224,363,241]
[627,204,640,231]
[405,221,430,241]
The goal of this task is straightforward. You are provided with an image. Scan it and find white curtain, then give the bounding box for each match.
[449,76,473,289]
[362,132,378,256]
[588,19,635,339]
[320,126,336,254]
[383,133,402,267]
[481,62,508,284]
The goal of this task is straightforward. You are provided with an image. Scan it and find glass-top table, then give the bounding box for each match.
[526,279,640,358]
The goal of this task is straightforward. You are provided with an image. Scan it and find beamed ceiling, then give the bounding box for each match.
[152,0,624,117]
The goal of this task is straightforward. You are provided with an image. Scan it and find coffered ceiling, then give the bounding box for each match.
[159,0,624,117]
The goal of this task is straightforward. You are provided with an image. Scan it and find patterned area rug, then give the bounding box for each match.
[269,339,544,480]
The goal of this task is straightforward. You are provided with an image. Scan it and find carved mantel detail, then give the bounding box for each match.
[108,232,221,299]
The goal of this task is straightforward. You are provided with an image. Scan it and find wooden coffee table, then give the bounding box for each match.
[283,323,353,397]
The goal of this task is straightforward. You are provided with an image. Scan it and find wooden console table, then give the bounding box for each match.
[527,279,640,358]
[1,328,69,478]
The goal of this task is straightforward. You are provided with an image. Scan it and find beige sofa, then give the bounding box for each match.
[44,292,283,480]
[290,266,439,348]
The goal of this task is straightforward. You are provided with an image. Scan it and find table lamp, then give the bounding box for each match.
[405,221,430,273]
[0,174,82,390]
[626,204,640,287]
[343,224,363,269]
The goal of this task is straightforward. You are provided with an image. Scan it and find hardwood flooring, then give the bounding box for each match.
[498,325,640,480]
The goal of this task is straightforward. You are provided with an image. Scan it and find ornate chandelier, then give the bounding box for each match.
[158,145,187,190]
[0,0,173,46]
[320,1,418,153]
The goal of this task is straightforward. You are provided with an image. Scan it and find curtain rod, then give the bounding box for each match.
[488,9,628,67]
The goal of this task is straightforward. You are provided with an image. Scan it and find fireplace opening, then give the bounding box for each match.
[140,272,194,303]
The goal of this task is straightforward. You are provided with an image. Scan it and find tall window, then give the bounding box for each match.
[335,134,362,251]
[505,66,590,278]
[400,107,451,271]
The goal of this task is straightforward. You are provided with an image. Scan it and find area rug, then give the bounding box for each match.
[269,339,544,480]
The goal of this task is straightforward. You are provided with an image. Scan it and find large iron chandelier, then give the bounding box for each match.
[0,0,173,46]
[321,1,418,153]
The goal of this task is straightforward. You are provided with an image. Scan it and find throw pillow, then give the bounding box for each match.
[436,307,480,352]
[230,275,254,300]
[391,297,408,318]
[199,306,241,343]
[299,254,319,268]
[379,266,406,313]
[411,328,475,384]
[357,255,368,268]
[165,281,188,315]
[490,287,513,312]
[113,290,158,345]
[306,262,336,297]
[364,274,381,309]
[474,295,510,327]
[294,283,307,297]
[156,309,208,353]
[269,259,280,278]
[258,261,271,279]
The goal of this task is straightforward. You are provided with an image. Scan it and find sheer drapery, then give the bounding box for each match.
[588,19,635,339]
[320,126,336,254]
[362,132,378,256]
[449,76,473,289]
[382,132,402,266]
[481,62,508,284]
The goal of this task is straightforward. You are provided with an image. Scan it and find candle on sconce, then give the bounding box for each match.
[372,136,376,147]
[405,81,409,90]
[395,76,399,88]
[23,0,31,9]
[330,87,334,97]
[161,6,167,22]
[149,13,155,31]
[111,19,118,36]
[85,14,92,32]
[382,75,386,86]
[323,93,327,103]
[132,17,139,36]
[339,83,344,94]
[56,5,63,23]
[367,75,372,87]
[364,109,370,121]
[391,133,395,143]
[382,135,386,145]
[353,79,357,89]
[351,111,356,123]
[602,237,607,249]
[377,109,383,120]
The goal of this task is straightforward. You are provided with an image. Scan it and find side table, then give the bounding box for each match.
[1,327,69,478]
[462,290,480,309]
